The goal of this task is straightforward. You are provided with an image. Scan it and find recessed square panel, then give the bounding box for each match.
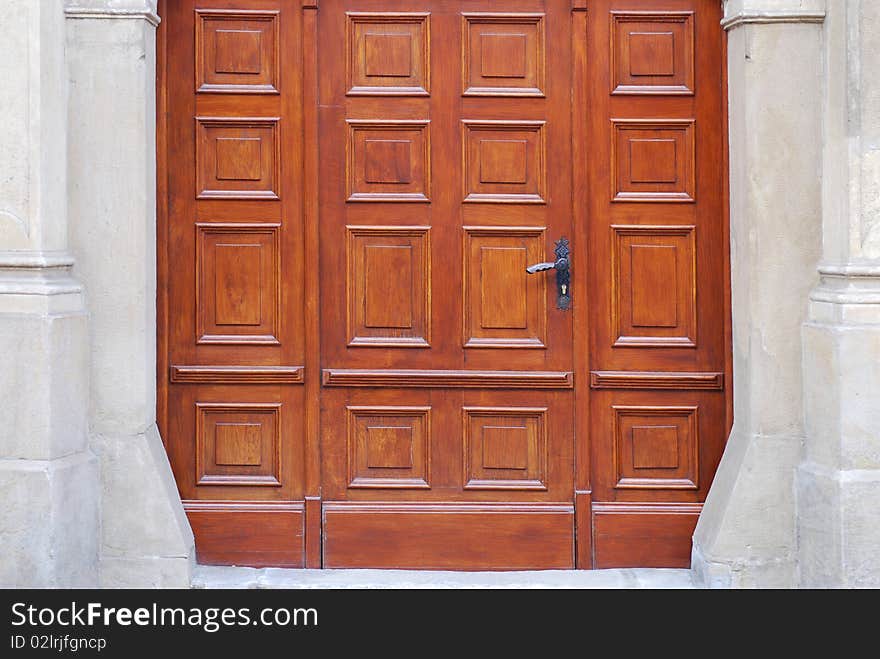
[196,223,280,345]
[364,140,412,184]
[463,407,547,490]
[348,407,431,489]
[611,12,694,95]
[347,120,430,202]
[215,138,262,180]
[630,140,677,183]
[196,403,281,487]
[613,406,699,490]
[346,226,431,347]
[612,119,695,203]
[480,34,527,78]
[195,10,279,94]
[629,33,674,76]
[463,226,546,348]
[364,33,412,77]
[611,225,697,348]
[480,140,528,184]
[347,13,430,96]
[462,121,546,203]
[632,426,678,469]
[196,117,279,199]
[463,13,545,96]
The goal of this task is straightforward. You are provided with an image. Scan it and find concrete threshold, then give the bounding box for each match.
[192,565,696,589]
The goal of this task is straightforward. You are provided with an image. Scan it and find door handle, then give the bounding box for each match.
[526,237,571,310]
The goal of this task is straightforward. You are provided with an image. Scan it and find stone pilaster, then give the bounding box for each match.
[0,0,98,587]
[691,0,825,588]
[65,0,194,587]
[798,0,880,588]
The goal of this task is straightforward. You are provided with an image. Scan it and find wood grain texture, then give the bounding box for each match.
[462,407,547,491]
[195,223,281,345]
[346,12,430,96]
[195,402,282,487]
[610,224,697,347]
[346,225,431,347]
[611,120,696,203]
[185,500,304,567]
[590,371,723,390]
[304,496,322,568]
[463,226,546,348]
[322,369,573,388]
[160,0,308,568]
[323,502,574,569]
[159,0,728,570]
[195,9,281,94]
[610,11,695,95]
[347,406,431,489]
[195,118,281,199]
[592,502,701,568]
[171,365,304,384]
[461,121,547,203]
[575,490,592,568]
[346,120,431,201]
[461,12,545,96]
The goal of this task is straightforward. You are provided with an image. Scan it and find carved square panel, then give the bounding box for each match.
[612,406,699,490]
[348,406,431,489]
[462,121,546,203]
[196,9,279,94]
[612,119,695,203]
[196,403,281,487]
[463,227,546,348]
[462,13,545,96]
[346,225,431,347]
[611,11,694,95]
[463,407,547,490]
[196,117,280,199]
[347,12,430,96]
[347,121,430,202]
[196,223,280,345]
[611,225,697,348]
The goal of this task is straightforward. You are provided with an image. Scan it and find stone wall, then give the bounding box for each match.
[694,0,880,588]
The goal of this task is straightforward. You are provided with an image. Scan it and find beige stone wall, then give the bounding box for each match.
[65,0,194,587]
[695,0,880,588]
[798,0,880,588]
[0,0,98,587]
[692,6,824,587]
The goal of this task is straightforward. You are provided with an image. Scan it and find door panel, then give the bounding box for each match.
[583,0,728,566]
[157,0,729,570]
[318,0,575,568]
[160,0,308,566]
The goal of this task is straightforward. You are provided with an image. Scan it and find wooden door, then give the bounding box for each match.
[318,0,576,569]
[159,0,312,566]
[582,0,729,568]
[158,0,729,570]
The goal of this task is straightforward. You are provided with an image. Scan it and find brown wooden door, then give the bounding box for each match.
[158,0,728,570]
[318,0,576,569]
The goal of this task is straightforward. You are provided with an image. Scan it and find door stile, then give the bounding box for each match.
[302,0,323,569]
[570,0,593,569]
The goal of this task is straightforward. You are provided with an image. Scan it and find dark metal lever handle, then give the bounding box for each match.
[526,261,557,274]
[525,238,571,310]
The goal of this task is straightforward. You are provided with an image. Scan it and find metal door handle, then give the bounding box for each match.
[526,237,571,310]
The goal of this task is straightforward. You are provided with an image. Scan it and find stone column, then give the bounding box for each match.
[65,0,194,587]
[691,0,825,587]
[0,0,98,587]
[798,0,880,588]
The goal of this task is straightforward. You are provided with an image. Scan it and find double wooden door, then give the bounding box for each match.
[159,0,728,569]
